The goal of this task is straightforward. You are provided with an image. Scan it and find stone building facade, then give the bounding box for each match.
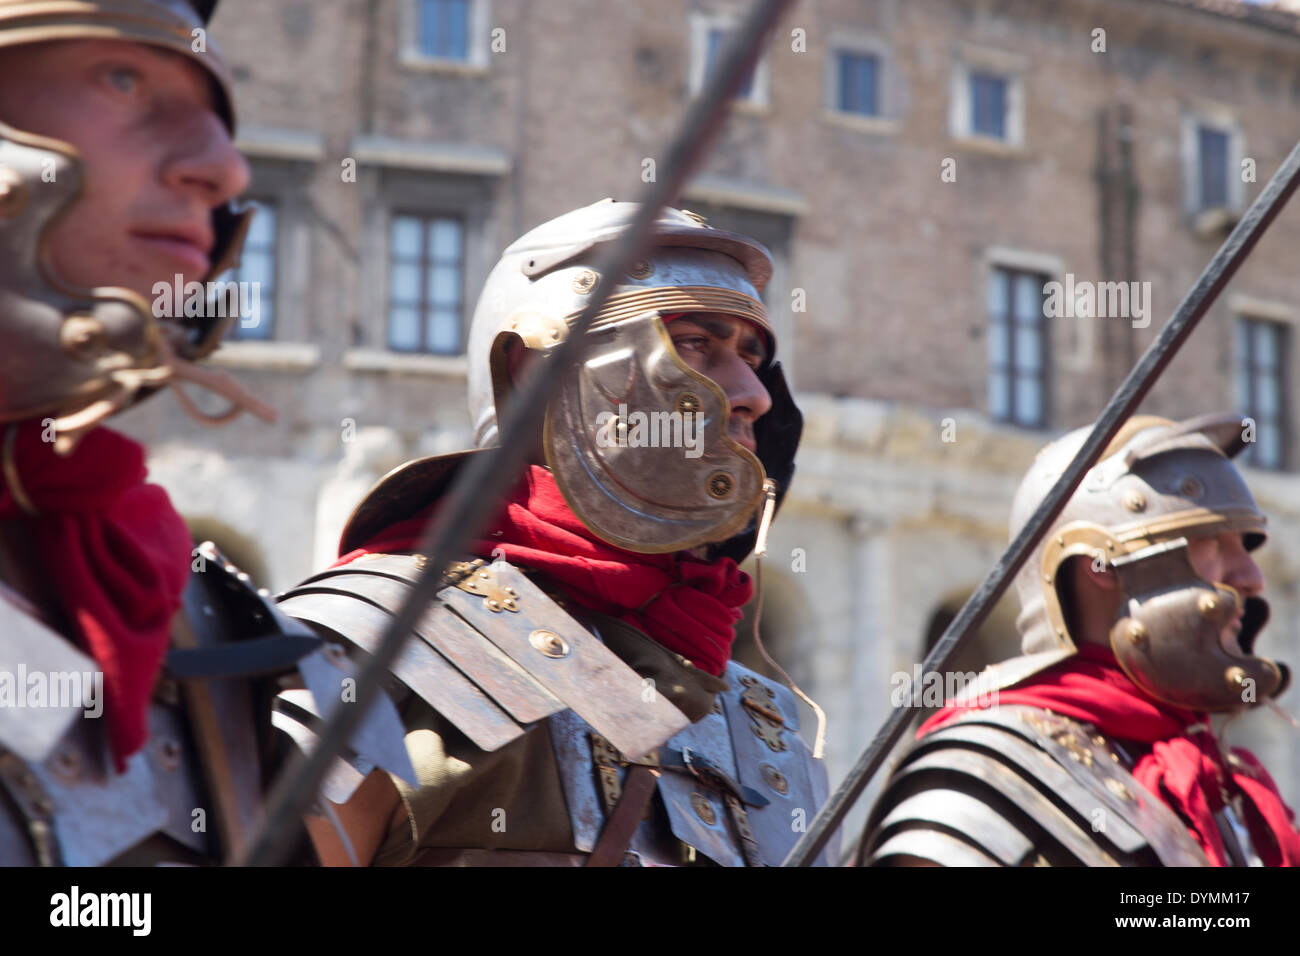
[117,0,1300,842]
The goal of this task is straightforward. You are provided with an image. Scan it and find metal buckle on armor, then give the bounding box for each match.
[738,676,786,753]
[661,746,769,809]
[450,559,520,613]
[590,733,660,815]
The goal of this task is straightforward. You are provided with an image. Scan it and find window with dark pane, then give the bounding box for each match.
[706,26,755,100]
[388,213,465,355]
[418,0,470,60]
[1198,125,1230,210]
[836,51,879,116]
[988,266,1048,427]
[225,200,276,341]
[970,71,1007,140]
[1237,318,1289,470]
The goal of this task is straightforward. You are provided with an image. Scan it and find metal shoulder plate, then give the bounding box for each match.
[862,705,1208,867]
[0,542,301,865]
[277,554,691,771]
[0,540,413,866]
[548,660,835,866]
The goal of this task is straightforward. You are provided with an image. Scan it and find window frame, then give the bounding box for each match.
[1236,315,1291,471]
[400,0,491,73]
[987,264,1050,429]
[1181,107,1246,219]
[949,47,1026,152]
[210,152,319,346]
[385,210,469,356]
[224,197,279,342]
[688,10,771,110]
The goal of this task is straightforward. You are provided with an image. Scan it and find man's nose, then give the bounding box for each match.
[1225,548,1266,599]
[713,351,772,422]
[161,111,250,208]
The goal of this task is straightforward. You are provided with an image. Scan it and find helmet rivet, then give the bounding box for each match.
[1127,621,1148,646]
[59,315,107,361]
[0,167,27,218]
[1226,666,1247,688]
[677,392,701,415]
[1198,593,1219,616]
[1179,476,1204,499]
[1123,490,1147,512]
[706,472,734,499]
[571,269,599,294]
[628,260,654,280]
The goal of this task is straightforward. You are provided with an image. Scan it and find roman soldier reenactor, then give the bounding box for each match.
[862,414,1300,867]
[0,0,413,865]
[280,200,836,867]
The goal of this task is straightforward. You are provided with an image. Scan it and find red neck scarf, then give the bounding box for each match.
[339,465,753,676]
[0,422,191,772]
[922,644,1300,866]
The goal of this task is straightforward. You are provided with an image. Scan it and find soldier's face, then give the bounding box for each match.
[667,312,772,454]
[0,39,249,300]
[1188,530,1266,638]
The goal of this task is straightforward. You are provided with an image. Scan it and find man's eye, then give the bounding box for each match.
[105,66,142,94]
[674,336,708,351]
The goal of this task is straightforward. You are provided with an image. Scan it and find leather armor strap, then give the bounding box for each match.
[165,633,321,679]
[722,793,764,867]
[586,765,660,867]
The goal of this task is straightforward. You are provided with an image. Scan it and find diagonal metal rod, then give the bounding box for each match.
[237,0,798,867]
[783,136,1300,867]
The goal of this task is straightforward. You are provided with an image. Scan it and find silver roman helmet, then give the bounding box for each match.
[0,0,255,451]
[467,199,803,558]
[1000,412,1288,711]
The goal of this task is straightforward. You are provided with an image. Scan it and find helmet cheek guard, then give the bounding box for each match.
[543,310,766,554]
[1109,538,1289,712]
